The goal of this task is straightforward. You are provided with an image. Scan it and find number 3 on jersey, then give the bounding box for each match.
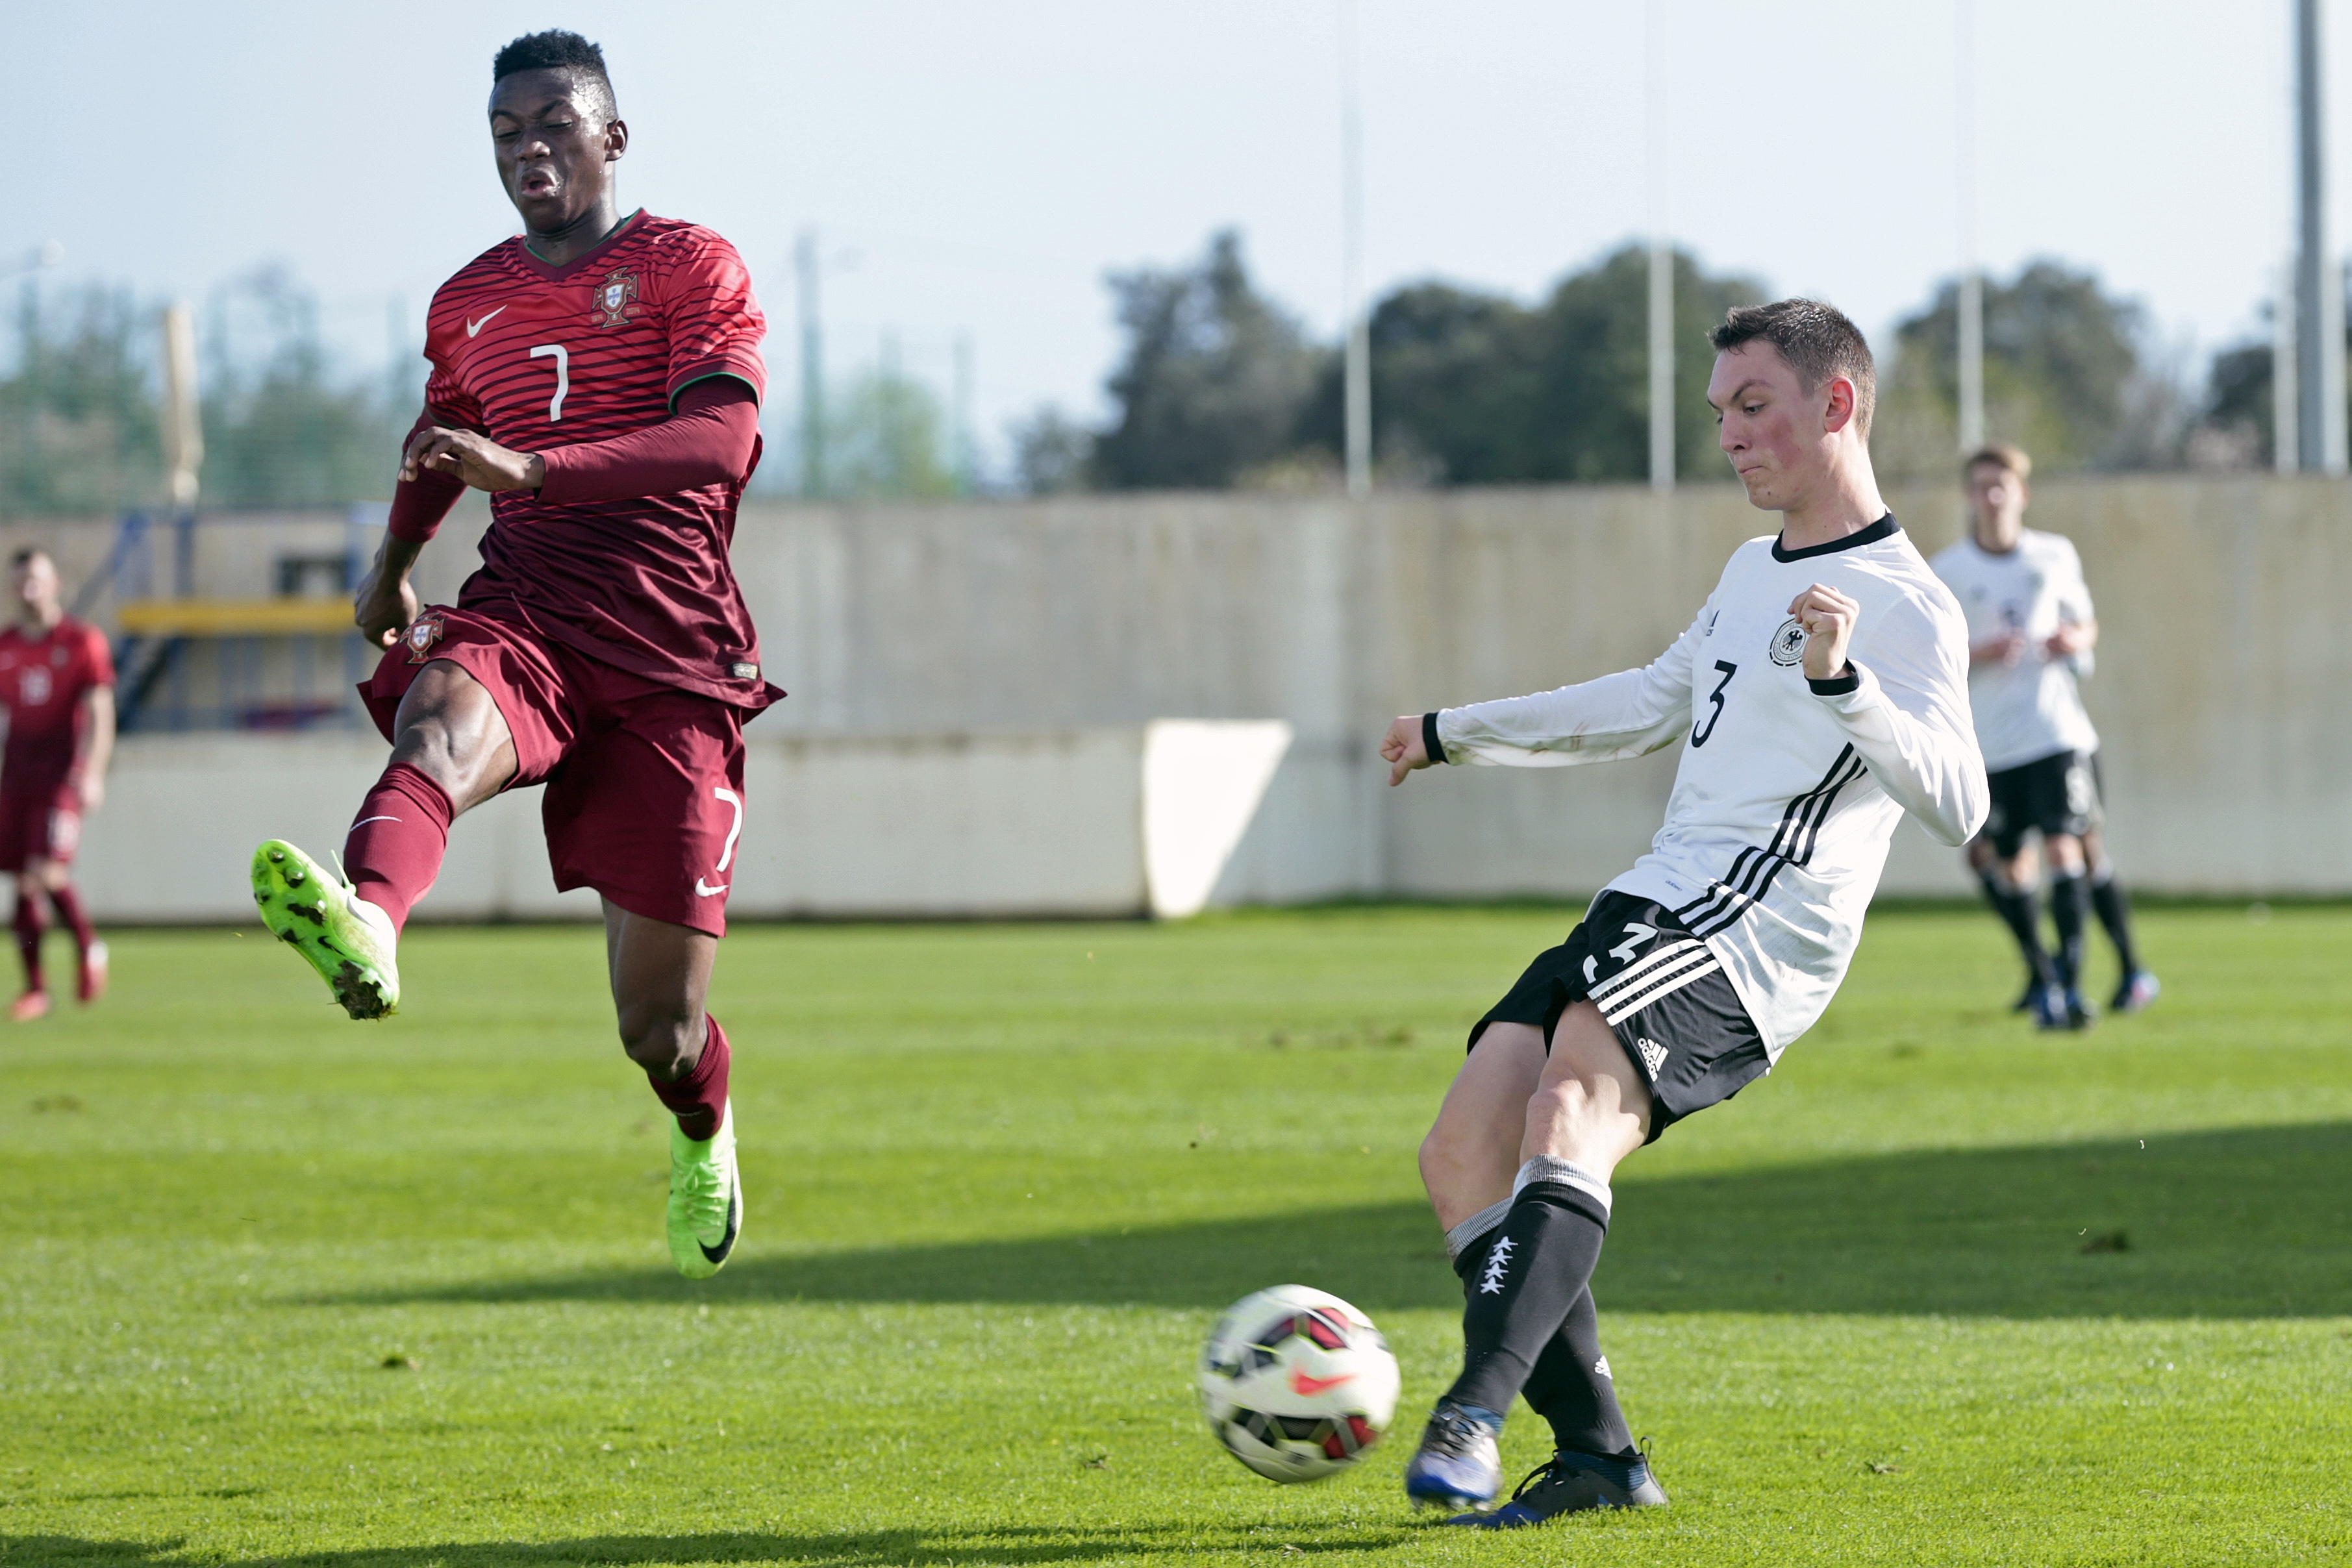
[1690,660,1736,747]
[529,343,569,422]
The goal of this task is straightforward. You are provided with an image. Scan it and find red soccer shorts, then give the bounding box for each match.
[360,604,748,936]
[0,782,81,872]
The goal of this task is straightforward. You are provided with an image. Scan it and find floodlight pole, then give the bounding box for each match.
[161,303,203,510]
[1648,243,1672,492]
[1955,0,1984,456]
[1647,0,1673,493]
[796,227,826,499]
[2294,0,2346,474]
[953,330,976,496]
[1340,0,1371,497]
[2275,256,2300,473]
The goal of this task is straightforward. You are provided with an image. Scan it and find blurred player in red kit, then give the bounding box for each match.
[0,548,116,1021]
[249,31,773,1278]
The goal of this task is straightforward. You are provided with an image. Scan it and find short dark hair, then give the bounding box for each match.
[1963,442,2031,481]
[492,30,616,119]
[1710,299,1877,439]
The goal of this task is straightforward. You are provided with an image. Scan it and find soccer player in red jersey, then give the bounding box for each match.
[249,31,771,1278]
[0,548,116,1021]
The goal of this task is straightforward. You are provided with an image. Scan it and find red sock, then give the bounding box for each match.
[46,883,94,956]
[343,764,455,931]
[649,1014,731,1142]
[12,890,45,994]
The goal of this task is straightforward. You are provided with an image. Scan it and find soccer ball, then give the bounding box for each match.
[1197,1284,1400,1482]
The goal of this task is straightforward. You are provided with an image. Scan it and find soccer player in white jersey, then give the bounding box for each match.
[1378,299,1988,1528]
[1931,443,2158,1028]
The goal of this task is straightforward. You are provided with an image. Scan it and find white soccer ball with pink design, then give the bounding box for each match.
[1197,1284,1401,1482]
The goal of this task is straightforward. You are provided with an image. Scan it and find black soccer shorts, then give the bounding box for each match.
[1982,748,2103,859]
[1468,891,1771,1143]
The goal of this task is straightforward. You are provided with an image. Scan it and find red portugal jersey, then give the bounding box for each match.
[407,210,773,708]
[0,617,114,788]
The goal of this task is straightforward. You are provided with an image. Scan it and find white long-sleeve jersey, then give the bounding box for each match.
[1435,517,1988,1056]
[1928,529,2100,771]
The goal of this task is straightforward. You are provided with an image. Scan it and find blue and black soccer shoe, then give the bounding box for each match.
[2111,969,2160,1014]
[2031,984,2077,1032]
[1403,1400,1503,1512]
[1444,1447,1670,1528]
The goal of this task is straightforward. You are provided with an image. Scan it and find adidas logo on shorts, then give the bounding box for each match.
[1636,1037,1669,1078]
[1594,1354,1612,1379]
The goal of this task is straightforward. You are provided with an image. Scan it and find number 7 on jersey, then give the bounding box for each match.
[529,343,568,422]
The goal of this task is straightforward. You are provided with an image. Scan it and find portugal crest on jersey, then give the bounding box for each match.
[593,267,641,329]
[1768,617,1809,666]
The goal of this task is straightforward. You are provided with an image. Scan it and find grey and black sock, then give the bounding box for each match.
[1518,1285,1636,1459]
[2090,871,2140,975]
[1443,1159,1612,1420]
[1976,865,2057,989]
[1448,1201,1633,1457]
[2048,871,2090,991]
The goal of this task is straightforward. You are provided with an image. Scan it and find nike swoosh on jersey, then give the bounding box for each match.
[1288,1369,1353,1396]
[465,305,508,337]
[695,877,729,897]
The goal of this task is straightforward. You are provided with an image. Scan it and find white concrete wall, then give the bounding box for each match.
[31,471,2352,911]
[723,477,2352,899]
[79,723,1292,924]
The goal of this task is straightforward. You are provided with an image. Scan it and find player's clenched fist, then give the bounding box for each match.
[400,425,547,493]
[1787,582,1860,682]
[1381,714,1431,787]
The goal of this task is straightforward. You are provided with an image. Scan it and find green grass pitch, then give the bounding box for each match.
[2,902,2348,1565]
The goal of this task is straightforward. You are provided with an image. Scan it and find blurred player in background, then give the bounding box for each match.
[1931,444,2157,1029]
[1381,302,1986,1528]
[247,31,773,1279]
[0,548,114,1021]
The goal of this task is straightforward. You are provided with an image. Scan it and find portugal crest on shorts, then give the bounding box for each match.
[592,266,640,329]
[405,614,446,665]
[1767,616,1809,666]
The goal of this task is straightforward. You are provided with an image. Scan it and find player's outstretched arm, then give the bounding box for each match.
[1792,583,1988,847]
[1426,604,1708,770]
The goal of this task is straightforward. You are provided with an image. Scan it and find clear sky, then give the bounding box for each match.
[1,0,2323,475]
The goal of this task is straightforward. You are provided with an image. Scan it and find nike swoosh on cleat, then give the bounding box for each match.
[699,1188,740,1263]
[1288,1369,1353,1396]
[695,878,729,897]
[466,305,507,336]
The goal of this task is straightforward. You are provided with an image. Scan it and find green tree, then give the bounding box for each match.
[1007,403,1093,495]
[200,266,401,508]
[1092,230,1319,490]
[0,282,164,518]
[1876,260,2176,475]
[2196,340,2275,468]
[1294,245,1763,485]
[825,364,959,500]
[1529,245,1764,483]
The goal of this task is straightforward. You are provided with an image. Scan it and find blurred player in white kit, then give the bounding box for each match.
[1930,443,2158,1028]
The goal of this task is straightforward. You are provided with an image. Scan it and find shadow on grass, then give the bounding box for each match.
[343,1122,2352,1321]
[0,1524,1415,1566]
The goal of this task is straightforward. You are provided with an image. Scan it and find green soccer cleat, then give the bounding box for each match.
[668,1099,742,1279]
[251,840,401,1019]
